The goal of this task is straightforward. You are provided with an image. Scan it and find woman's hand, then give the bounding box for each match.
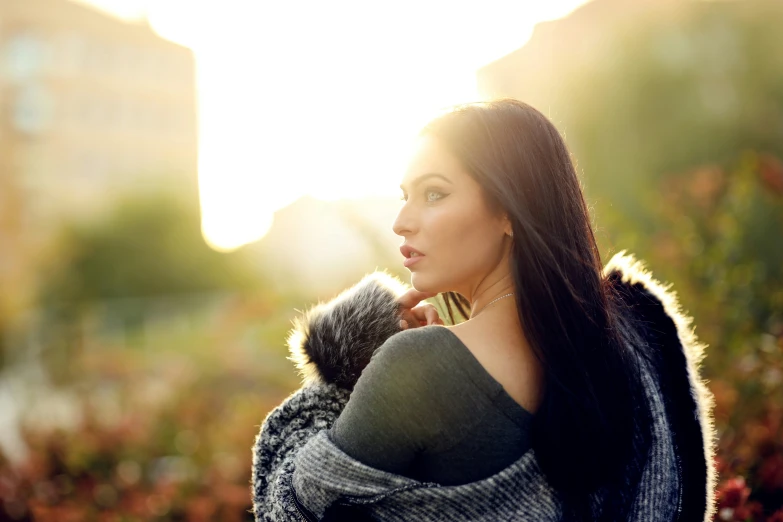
[397,289,445,330]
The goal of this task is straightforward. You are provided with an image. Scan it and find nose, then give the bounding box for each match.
[392,201,415,237]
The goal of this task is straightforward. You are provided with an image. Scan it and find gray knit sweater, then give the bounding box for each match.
[250,251,718,521]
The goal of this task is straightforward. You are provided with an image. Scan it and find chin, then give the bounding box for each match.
[409,273,444,295]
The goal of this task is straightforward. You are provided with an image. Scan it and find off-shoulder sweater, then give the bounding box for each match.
[329,325,534,485]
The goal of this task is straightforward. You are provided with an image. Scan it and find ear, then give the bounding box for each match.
[501,213,513,237]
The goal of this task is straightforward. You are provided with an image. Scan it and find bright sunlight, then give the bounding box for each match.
[76,0,590,251]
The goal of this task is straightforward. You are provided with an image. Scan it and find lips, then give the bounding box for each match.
[400,245,424,259]
[400,245,425,269]
[403,254,424,268]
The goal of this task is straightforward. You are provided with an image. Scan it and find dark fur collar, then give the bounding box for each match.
[287,270,408,391]
[603,252,718,522]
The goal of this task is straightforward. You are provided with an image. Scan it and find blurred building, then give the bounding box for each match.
[0,0,198,327]
[476,0,667,110]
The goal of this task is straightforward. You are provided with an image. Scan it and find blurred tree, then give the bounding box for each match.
[39,189,262,307]
[33,188,266,368]
[486,0,783,258]
[579,2,783,253]
[651,150,783,397]
[644,151,783,518]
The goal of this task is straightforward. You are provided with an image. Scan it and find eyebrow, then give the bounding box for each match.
[399,173,453,192]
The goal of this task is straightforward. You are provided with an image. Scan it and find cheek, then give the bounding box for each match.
[426,202,490,258]
[422,205,465,250]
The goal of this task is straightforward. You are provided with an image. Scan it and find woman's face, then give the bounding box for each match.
[393,134,511,299]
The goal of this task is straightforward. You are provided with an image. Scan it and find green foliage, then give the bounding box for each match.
[653,152,782,363]
[630,153,783,520]
[553,2,783,256]
[39,189,263,309]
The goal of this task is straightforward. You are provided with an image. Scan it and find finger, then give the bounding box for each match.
[400,310,422,328]
[424,306,442,325]
[409,314,423,328]
[409,306,430,325]
[410,304,438,325]
[414,305,440,325]
[400,309,414,325]
[398,289,438,310]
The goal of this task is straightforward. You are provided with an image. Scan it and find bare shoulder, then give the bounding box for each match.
[446,321,544,414]
[444,321,478,347]
[444,320,503,357]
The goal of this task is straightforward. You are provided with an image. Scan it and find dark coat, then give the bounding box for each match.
[250,251,718,521]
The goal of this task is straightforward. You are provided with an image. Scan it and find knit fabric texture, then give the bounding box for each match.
[250,251,718,521]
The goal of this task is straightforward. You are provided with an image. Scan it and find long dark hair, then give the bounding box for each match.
[422,99,652,521]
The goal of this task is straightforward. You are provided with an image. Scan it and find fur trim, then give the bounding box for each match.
[286,270,410,391]
[603,250,718,522]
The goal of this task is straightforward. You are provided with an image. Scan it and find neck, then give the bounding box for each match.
[470,289,515,319]
[461,263,516,319]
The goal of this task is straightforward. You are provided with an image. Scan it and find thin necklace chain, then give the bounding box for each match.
[472,292,514,318]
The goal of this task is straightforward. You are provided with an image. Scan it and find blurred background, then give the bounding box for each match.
[0,0,782,520]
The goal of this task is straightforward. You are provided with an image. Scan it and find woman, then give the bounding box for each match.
[251,99,718,521]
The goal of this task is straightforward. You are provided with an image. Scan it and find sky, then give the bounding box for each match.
[76,0,590,251]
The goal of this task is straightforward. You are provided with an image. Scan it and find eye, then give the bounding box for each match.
[399,189,447,203]
[426,190,446,202]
